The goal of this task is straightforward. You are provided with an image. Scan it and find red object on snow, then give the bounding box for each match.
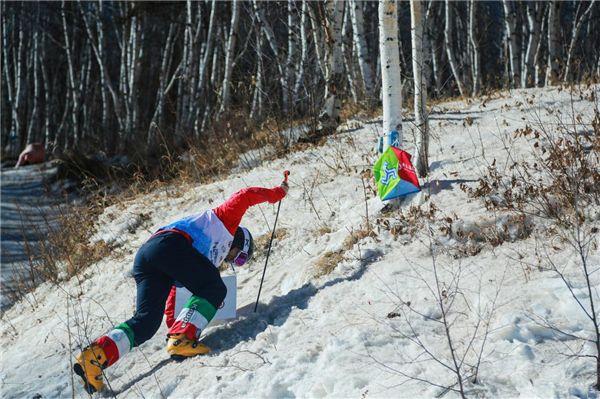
[15,143,45,167]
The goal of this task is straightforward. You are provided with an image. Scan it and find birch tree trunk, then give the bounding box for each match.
[253,0,289,114]
[80,2,125,140]
[285,0,297,110]
[503,0,521,88]
[534,4,548,87]
[411,0,429,177]
[422,1,434,94]
[61,2,80,149]
[350,0,375,104]
[468,0,481,96]
[174,1,189,142]
[250,27,264,121]
[148,23,177,152]
[94,1,109,135]
[342,2,358,104]
[4,14,22,156]
[38,35,53,153]
[26,30,39,145]
[379,0,403,144]
[190,0,217,136]
[429,2,443,97]
[292,0,308,106]
[318,0,344,134]
[308,4,327,80]
[79,44,92,143]
[546,0,560,85]
[563,0,597,83]
[219,0,240,115]
[444,0,467,97]
[523,2,543,87]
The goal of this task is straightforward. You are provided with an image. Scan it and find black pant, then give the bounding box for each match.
[124,232,226,346]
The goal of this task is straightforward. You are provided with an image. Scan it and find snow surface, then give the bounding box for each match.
[1,85,599,398]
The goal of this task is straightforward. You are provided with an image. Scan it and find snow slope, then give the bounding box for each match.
[1,85,599,398]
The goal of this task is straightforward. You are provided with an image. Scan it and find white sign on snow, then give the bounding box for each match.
[214,275,237,320]
[172,275,237,321]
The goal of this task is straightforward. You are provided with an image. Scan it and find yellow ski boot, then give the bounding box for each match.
[167,333,210,360]
[73,343,107,393]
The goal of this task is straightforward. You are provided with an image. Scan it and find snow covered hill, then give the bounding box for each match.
[1,85,599,398]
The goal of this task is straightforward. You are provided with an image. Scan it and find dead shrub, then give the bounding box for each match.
[38,203,115,279]
[462,111,600,228]
[4,199,116,308]
[376,204,434,240]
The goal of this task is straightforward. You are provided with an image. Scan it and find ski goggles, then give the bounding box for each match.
[232,250,249,267]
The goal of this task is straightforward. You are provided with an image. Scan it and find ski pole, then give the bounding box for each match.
[254,170,289,312]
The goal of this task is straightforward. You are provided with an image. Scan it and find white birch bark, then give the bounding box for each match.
[250,27,264,121]
[285,0,297,107]
[95,1,109,132]
[429,2,443,96]
[503,0,521,88]
[80,2,124,134]
[148,23,177,150]
[379,0,403,143]
[422,1,434,93]
[563,0,597,83]
[128,14,142,139]
[342,2,358,104]
[308,4,327,79]
[534,4,548,87]
[318,0,344,133]
[469,0,481,96]
[219,0,240,115]
[350,0,375,102]
[38,35,52,152]
[79,45,92,144]
[444,0,466,97]
[523,2,543,87]
[61,2,80,148]
[520,19,527,82]
[175,2,190,139]
[55,79,70,153]
[411,0,429,177]
[292,0,308,105]
[3,14,21,156]
[26,30,39,145]
[253,0,289,114]
[210,26,221,88]
[546,0,560,85]
[194,0,216,107]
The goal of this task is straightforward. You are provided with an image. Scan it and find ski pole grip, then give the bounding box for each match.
[283,170,290,183]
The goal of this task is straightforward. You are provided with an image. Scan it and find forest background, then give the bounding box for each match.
[1,1,599,177]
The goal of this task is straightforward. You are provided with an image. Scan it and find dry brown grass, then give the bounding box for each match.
[5,200,117,307]
[342,228,375,249]
[339,100,381,122]
[253,228,288,258]
[314,250,345,278]
[317,226,332,236]
[313,227,375,277]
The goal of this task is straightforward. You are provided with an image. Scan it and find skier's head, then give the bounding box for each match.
[227,226,254,266]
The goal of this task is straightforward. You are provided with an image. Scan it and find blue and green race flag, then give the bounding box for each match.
[373,146,421,200]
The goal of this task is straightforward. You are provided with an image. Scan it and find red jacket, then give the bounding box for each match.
[213,186,286,235]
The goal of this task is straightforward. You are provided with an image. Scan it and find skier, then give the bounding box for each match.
[73,181,288,393]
